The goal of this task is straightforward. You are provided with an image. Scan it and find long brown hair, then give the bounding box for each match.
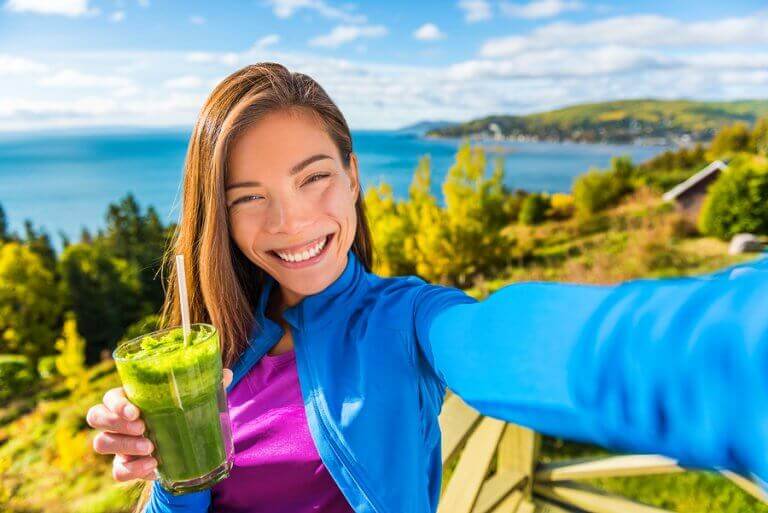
[136,62,373,511]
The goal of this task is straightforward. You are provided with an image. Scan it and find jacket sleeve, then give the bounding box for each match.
[143,482,211,513]
[414,255,768,482]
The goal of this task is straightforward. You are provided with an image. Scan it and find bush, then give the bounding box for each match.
[37,355,58,379]
[572,169,629,216]
[0,354,35,404]
[548,193,575,219]
[699,165,768,239]
[519,193,550,225]
[707,122,752,160]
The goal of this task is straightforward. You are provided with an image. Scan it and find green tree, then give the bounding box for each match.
[102,194,170,315]
[364,182,414,277]
[59,242,142,362]
[572,168,628,216]
[0,242,61,361]
[0,202,8,242]
[0,354,35,404]
[751,116,768,156]
[707,122,752,160]
[519,193,550,225]
[699,164,768,239]
[22,220,56,273]
[54,312,87,390]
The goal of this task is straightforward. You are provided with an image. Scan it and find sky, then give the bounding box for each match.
[1,0,767,131]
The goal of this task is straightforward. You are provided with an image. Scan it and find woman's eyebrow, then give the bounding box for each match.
[225,153,333,191]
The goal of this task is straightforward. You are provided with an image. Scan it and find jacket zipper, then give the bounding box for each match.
[291,323,386,513]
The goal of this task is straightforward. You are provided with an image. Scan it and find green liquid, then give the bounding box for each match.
[114,326,231,490]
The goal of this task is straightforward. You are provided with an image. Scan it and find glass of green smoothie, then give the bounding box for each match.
[113,323,234,494]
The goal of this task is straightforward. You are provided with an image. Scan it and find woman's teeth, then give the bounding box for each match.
[275,236,327,263]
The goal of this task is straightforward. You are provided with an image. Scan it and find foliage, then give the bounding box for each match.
[54,313,87,391]
[548,193,575,219]
[707,122,753,160]
[699,161,768,239]
[0,354,34,405]
[0,242,61,361]
[37,356,58,380]
[751,116,768,156]
[572,168,628,216]
[58,242,142,362]
[519,193,550,225]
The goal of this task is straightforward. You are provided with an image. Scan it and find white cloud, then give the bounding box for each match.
[185,52,239,66]
[264,0,366,24]
[254,34,280,50]
[109,10,125,22]
[458,0,491,23]
[4,0,97,16]
[164,75,203,89]
[480,14,768,57]
[189,15,205,25]
[38,69,133,88]
[0,54,48,75]
[309,24,387,48]
[414,23,445,41]
[500,0,582,19]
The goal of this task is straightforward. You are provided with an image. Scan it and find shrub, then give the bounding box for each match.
[548,193,575,219]
[699,165,768,239]
[519,193,550,225]
[0,354,35,404]
[572,169,629,216]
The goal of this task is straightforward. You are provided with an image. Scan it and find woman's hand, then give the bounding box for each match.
[86,368,234,482]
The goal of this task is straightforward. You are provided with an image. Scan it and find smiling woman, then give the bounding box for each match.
[83,62,768,513]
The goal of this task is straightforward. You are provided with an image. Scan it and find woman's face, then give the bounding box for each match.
[225,109,359,306]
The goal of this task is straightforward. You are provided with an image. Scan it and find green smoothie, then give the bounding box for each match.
[113,324,233,494]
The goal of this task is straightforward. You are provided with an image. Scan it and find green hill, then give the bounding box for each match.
[427,99,768,144]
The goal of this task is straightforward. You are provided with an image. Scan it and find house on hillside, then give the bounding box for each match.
[662,160,729,220]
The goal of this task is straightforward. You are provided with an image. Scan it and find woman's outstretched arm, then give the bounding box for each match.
[414,256,768,482]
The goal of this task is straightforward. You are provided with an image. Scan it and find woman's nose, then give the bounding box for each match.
[265,196,312,235]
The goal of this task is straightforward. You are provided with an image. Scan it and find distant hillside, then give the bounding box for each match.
[427,99,768,144]
[397,120,458,135]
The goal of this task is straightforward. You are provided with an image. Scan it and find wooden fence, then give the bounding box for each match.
[437,393,768,513]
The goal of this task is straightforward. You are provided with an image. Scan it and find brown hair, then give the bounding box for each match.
[135,62,373,511]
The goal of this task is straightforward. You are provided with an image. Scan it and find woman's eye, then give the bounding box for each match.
[304,173,330,186]
[231,195,263,207]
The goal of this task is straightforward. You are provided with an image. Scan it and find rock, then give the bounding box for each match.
[728,233,764,255]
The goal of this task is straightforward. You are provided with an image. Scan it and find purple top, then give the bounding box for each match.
[211,349,354,513]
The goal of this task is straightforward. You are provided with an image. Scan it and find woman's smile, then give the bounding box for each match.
[268,232,335,269]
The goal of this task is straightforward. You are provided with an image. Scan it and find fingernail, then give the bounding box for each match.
[130,421,145,435]
[139,440,153,453]
[143,459,157,470]
[124,404,139,420]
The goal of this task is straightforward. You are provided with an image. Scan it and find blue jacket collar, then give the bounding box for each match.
[253,249,365,333]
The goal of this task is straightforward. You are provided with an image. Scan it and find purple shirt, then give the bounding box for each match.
[211,349,354,513]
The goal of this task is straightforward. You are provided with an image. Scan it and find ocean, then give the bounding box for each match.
[0,129,664,248]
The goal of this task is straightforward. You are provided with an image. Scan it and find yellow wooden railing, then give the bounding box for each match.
[437,394,768,513]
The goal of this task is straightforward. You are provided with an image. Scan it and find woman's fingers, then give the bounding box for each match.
[102,387,141,421]
[223,368,233,389]
[93,432,154,456]
[86,403,145,435]
[113,454,157,483]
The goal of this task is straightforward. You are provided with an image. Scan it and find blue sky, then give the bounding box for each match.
[1,0,767,130]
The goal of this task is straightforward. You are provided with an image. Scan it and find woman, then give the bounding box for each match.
[86,62,768,513]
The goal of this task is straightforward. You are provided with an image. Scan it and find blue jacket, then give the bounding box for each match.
[148,250,768,512]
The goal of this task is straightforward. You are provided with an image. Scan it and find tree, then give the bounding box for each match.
[572,168,628,216]
[751,116,768,156]
[55,312,87,390]
[0,202,8,242]
[59,242,142,362]
[364,182,414,277]
[519,193,550,225]
[0,242,61,361]
[699,164,768,239]
[707,122,752,160]
[22,220,56,273]
[102,194,169,315]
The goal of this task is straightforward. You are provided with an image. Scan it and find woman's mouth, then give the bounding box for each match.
[268,233,334,269]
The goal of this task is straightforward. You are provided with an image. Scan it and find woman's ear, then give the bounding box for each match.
[348,152,360,202]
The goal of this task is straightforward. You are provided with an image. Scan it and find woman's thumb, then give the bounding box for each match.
[222,368,233,389]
